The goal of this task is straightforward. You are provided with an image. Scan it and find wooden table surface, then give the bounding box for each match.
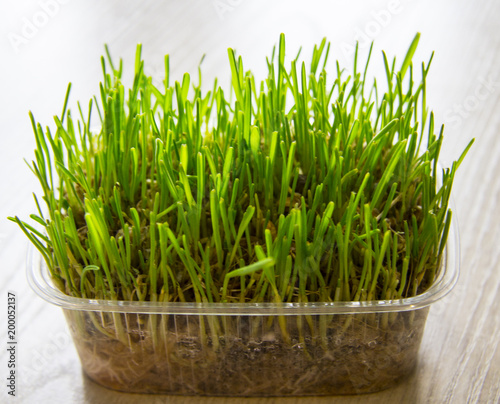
[1,1,499,403]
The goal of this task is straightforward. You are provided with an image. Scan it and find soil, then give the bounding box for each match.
[64,308,429,396]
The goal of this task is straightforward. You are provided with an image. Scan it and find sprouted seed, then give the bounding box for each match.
[11,33,473,307]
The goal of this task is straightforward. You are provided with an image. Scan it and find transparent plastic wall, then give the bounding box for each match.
[28,216,459,396]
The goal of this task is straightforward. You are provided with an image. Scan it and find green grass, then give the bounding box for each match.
[11,33,473,305]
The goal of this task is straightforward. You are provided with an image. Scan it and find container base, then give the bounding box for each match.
[65,308,429,396]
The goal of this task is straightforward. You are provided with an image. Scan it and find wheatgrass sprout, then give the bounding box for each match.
[11,33,473,306]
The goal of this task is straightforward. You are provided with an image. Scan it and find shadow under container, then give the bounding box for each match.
[27,223,459,396]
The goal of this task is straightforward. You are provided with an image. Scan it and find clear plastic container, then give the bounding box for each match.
[27,217,459,396]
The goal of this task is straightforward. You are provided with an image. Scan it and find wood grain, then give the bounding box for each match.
[1,0,499,403]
